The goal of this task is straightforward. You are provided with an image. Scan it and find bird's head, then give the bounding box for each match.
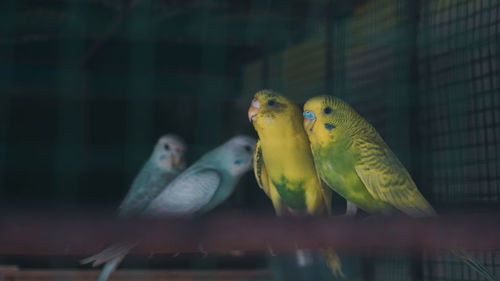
[153,134,186,171]
[220,135,256,176]
[248,90,302,136]
[303,95,354,144]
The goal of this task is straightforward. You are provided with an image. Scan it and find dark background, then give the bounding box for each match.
[1,0,499,280]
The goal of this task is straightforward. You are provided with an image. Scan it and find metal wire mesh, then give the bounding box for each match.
[335,0,415,171]
[373,254,412,281]
[415,2,500,279]
[417,0,500,205]
[422,250,500,281]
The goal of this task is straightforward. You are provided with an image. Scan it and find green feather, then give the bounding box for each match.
[272,174,306,211]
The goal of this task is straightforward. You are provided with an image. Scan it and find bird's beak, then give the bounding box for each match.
[303,118,315,132]
[248,98,261,122]
[173,155,182,167]
[303,110,316,132]
[172,148,184,168]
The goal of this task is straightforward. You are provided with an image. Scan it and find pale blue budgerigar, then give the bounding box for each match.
[117,135,187,217]
[81,135,256,281]
[80,134,187,280]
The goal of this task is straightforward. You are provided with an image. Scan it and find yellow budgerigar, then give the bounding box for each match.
[302,95,498,281]
[248,90,343,277]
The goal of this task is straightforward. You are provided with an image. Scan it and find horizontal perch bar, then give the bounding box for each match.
[1,212,500,255]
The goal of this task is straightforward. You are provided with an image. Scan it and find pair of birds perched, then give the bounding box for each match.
[249,90,497,281]
[81,134,257,281]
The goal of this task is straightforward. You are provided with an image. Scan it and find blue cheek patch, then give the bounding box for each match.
[324,123,336,130]
[234,159,242,165]
[159,154,167,160]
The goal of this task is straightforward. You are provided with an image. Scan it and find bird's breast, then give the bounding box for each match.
[260,138,316,182]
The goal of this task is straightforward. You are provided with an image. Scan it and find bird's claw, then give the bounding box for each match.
[267,244,276,256]
[198,243,208,258]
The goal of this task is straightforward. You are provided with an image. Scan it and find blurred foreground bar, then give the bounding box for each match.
[1,212,500,255]
[0,269,271,281]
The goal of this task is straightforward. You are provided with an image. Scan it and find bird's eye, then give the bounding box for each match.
[244,145,253,153]
[164,144,170,151]
[323,107,333,114]
[267,99,276,106]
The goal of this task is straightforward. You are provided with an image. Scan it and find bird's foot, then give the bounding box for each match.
[266,243,276,256]
[198,243,208,258]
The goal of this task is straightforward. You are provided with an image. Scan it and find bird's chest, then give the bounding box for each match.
[261,140,315,210]
[315,145,363,197]
[261,140,314,181]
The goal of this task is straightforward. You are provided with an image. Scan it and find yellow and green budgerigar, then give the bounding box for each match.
[248,89,343,277]
[302,95,498,281]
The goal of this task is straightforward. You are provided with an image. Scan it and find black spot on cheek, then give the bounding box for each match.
[324,123,336,130]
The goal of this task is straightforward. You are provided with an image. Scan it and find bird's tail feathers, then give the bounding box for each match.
[80,242,134,267]
[452,249,498,281]
[320,248,345,279]
[96,256,124,281]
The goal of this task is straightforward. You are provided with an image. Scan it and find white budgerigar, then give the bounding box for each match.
[146,135,256,216]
